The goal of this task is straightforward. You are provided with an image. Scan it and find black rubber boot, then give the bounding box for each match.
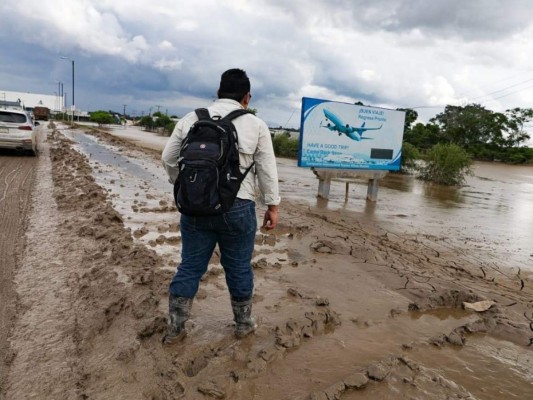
[231,298,257,339]
[162,295,193,345]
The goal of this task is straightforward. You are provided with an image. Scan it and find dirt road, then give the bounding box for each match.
[0,148,37,396]
[1,124,532,399]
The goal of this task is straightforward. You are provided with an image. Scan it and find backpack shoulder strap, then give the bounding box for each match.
[222,109,249,122]
[194,108,211,121]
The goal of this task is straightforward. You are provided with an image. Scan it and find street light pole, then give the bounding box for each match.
[71,59,74,108]
[60,57,75,122]
[56,81,64,112]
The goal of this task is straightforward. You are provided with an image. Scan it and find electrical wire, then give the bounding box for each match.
[470,77,533,101]
[481,81,533,104]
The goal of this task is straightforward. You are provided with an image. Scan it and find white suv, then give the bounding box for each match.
[0,109,39,156]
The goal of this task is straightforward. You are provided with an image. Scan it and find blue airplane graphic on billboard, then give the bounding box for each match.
[320,108,382,141]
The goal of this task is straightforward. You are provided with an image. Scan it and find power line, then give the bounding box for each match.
[481,81,533,104]
[457,69,533,98]
[283,110,296,128]
[470,77,533,101]
[408,105,448,109]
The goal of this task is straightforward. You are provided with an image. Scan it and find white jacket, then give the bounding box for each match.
[162,98,281,206]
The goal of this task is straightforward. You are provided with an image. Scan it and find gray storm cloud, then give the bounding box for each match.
[1,0,533,126]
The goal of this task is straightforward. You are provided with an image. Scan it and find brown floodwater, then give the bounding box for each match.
[63,129,533,399]
[277,159,533,271]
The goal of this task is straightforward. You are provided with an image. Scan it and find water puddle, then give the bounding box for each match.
[243,308,479,399]
[345,336,533,399]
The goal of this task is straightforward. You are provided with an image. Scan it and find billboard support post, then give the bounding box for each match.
[367,178,380,201]
[313,168,388,201]
[317,176,331,199]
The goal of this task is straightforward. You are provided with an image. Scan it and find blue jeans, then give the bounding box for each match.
[169,199,257,301]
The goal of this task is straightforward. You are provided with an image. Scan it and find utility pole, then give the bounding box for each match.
[123,104,127,128]
[60,57,75,123]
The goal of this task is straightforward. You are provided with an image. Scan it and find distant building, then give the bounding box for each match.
[0,99,24,110]
[0,90,64,112]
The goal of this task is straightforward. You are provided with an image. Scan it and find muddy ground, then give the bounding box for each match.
[1,123,532,399]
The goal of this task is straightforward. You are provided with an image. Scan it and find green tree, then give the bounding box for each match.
[154,114,171,127]
[417,143,472,185]
[430,104,506,153]
[154,114,176,136]
[139,115,155,131]
[90,110,114,126]
[138,114,176,135]
[389,103,533,165]
[400,142,419,173]
[504,107,533,147]
[397,108,418,132]
[403,122,441,150]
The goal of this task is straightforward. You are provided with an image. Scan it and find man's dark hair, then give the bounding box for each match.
[218,69,251,102]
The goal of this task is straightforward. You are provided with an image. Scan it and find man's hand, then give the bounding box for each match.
[262,205,279,230]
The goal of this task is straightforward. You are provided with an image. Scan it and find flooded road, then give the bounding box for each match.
[48,125,532,399]
[276,159,533,271]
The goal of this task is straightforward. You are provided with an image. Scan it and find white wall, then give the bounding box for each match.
[1,90,64,111]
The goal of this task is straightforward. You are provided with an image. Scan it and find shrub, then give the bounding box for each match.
[417,143,472,185]
[154,115,176,136]
[139,116,155,131]
[400,142,420,173]
[90,110,114,126]
[272,132,299,158]
[139,115,176,135]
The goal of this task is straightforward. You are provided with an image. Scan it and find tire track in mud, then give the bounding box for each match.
[4,131,83,399]
[0,151,37,398]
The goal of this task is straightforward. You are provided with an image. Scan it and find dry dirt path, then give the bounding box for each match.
[1,124,532,399]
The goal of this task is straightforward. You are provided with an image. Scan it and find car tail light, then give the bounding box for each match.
[18,126,33,131]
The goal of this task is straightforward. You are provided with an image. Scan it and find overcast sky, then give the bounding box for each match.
[2,0,533,130]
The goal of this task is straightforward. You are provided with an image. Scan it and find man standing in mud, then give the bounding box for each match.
[161,68,280,344]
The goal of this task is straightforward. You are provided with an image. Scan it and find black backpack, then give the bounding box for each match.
[173,108,254,216]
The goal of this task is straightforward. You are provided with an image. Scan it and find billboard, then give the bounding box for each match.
[298,97,406,171]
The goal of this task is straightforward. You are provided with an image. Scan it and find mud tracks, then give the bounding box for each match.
[160,295,343,399]
[46,129,175,398]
